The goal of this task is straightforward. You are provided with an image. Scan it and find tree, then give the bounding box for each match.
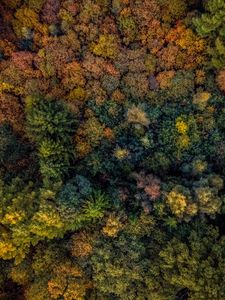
[70,231,93,258]
[193,0,225,69]
[102,214,124,237]
[12,7,47,38]
[163,23,206,70]
[25,0,45,12]
[91,34,119,59]
[41,0,60,24]
[82,191,109,222]
[127,105,150,127]
[119,15,137,45]
[56,175,93,209]
[26,96,76,183]
[159,225,225,299]
[166,185,198,220]
[160,0,187,23]
[0,177,38,263]
[91,233,150,299]
[2,0,21,9]
[38,139,71,182]
[134,172,161,201]
[26,96,75,142]
[25,242,92,300]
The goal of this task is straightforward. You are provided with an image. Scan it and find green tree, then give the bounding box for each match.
[82,191,109,222]
[91,233,149,299]
[0,177,38,263]
[91,226,174,300]
[193,0,225,69]
[26,96,75,143]
[159,225,225,299]
[26,96,76,183]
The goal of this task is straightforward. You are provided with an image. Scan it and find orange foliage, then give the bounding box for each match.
[164,23,206,69]
[103,127,115,140]
[11,52,34,71]
[0,39,16,57]
[216,70,225,92]
[74,137,92,159]
[195,69,206,85]
[62,61,86,90]
[133,0,160,28]
[11,51,41,78]
[48,261,92,300]
[140,19,168,54]
[13,7,48,38]
[62,1,79,16]
[111,89,126,103]
[85,80,107,105]
[70,232,93,257]
[0,93,24,133]
[156,71,175,89]
[82,54,105,79]
[105,63,120,77]
[157,45,179,70]
[101,16,117,35]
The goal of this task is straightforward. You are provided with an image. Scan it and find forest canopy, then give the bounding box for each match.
[1,0,225,299]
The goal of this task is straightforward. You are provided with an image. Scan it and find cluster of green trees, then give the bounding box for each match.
[1,0,225,299]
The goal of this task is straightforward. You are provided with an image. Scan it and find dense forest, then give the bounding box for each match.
[1,0,225,299]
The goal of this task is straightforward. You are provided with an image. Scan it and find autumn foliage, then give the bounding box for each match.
[0,1,225,300]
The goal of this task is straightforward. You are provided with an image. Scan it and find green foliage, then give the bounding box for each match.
[91,233,149,299]
[0,177,38,263]
[38,139,72,182]
[159,225,225,299]
[26,96,75,143]
[158,114,200,163]
[193,0,225,68]
[119,16,137,44]
[56,175,93,209]
[83,191,109,222]
[30,205,65,239]
[26,96,76,183]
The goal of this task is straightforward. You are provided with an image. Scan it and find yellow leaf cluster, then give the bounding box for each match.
[114,147,129,160]
[176,118,188,134]
[0,241,16,259]
[2,211,25,225]
[91,34,119,58]
[0,82,24,95]
[102,214,123,237]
